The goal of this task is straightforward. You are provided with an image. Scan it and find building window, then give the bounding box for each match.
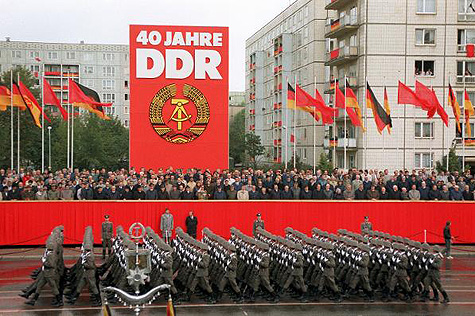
[124,53,129,61]
[124,80,129,88]
[457,29,475,52]
[84,66,94,74]
[102,66,115,77]
[102,93,115,103]
[124,93,129,101]
[415,122,434,138]
[102,79,115,90]
[459,0,475,21]
[48,52,58,59]
[29,65,40,73]
[11,51,21,58]
[29,51,39,59]
[124,106,129,114]
[83,53,94,61]
[415,153,433,168]
[84,79,94,88]
[457,61,475,83]
[415,29,435,45]
[304,5,309,17]
[66,52,76,59]
[417,0,436,14]
[415,60,434,76]
[102,53,114,61]
[124,119,129,127]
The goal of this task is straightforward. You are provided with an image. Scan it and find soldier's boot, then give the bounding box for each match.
[19,287,35,299]
[299,292,308,303]
[366,290,375,303]
[215,291,223,303]
[441,291,450,304]
[206,293,216,304]
[52,295,63,307]
[248,290,255,303]
[430,292,440,302]
[271,292,280,303]
[172,294,181,305]
[234,293,244,304]
[66,292,79,305]
[334,292,343,303]
[25,293,39,306]
[91,294,102,307]
[419,290,429,302]
[404,291,414,303]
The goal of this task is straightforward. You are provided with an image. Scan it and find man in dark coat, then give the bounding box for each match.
[185,211,198,238]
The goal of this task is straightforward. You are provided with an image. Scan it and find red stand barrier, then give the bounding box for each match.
[0,201,474,246]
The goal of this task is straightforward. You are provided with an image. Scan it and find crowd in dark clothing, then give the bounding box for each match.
[1,166,474,201]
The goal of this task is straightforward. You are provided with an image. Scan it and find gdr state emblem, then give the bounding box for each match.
[149,83,210,144]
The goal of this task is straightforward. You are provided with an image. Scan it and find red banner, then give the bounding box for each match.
[129,25,229,170]
[0,201,474,246]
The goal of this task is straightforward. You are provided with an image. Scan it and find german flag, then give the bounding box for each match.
[166,296,176,316]
[448,84,461,133]
[345,80,365,131]
[464,89,474,137]
[383,87,391,134]
[366,82,392,134]
[0,82,27,111]
[69,79,111,120]
[287,83,296,109]
[15,80,50,128]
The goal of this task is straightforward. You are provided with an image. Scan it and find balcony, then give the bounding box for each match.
[273,102,283,110]
[325,0,357,10]
[274,46,283,56]
[324,76,357,94]
[273,139,282,146]
[324,137,357,148]
[325,15,359,38]
[325,46,358,66]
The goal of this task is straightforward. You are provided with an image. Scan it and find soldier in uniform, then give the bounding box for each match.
[252,213,265,237]
[361,216,373,235]
[422,246,450,304]
[102,214,113,259]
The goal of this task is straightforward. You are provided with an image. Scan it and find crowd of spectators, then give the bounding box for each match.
[1,167,474,201]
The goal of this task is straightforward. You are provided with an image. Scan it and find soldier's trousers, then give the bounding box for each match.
[389,273,411,293]
[189,276,213,294]
[35,274,59,296]
[102,239,112,258]
[283,275,307,293]
[376,270,389,289]
[253,275,274,293]
[423,274,445,294]
[349,274,372,292]
[218,276,241,294]
[158,276,177,294]
[76,276,99,295]
[318,274,339,293]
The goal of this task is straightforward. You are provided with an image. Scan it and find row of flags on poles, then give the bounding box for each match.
[0,77,112,128]
[286,79,475,137]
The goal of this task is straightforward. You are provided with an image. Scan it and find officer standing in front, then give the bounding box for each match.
[185,210,198,239]
[361,216,373,235]
[101,215,113,259]
[253,213,265,237]
[160,208,174,244]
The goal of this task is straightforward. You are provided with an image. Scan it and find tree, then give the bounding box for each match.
[244,132,265,167]
[317,152,333,173]
[435,147,461,173]
[229,109,245,164]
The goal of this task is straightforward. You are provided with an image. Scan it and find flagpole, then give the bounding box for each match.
[64,70,70,170]
[70,73,74,171]
[382,77,386,164]
[17,73,20,172]
[364,76,368,170]
[293,75,297,169]
[463,82,466,173]
[285,77,288,170]
[430,80,433,171]
[313,76,317,174]
[446,75,450,172]
[41,66,45,173]
[344,74,347,171]
[10,70,14,171]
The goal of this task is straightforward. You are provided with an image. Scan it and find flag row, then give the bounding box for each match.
[285,79,475,137]
[0,77,112,128]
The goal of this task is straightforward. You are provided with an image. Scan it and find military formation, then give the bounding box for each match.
[19,223,449,307]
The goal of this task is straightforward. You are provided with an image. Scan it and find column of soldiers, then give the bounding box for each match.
[229,227,279,303]
[64,226,102,306]
[172,227,216,304]
[202,227,243,303]
[20,226,66,307]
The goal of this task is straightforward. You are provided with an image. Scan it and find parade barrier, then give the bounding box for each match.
[0,201,474,246]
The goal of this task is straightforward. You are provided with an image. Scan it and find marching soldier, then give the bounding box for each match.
[423,246,450,304]
[102,214,113,259]
[252,213,265,237]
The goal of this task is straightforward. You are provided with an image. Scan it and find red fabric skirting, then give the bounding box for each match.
[0,201,474,246]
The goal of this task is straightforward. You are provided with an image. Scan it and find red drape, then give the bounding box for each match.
[0,201,474,246]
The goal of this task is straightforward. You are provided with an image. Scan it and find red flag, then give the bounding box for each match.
[314,88,338,124]
[415,81,437,118]
[431,88,448,127]
[290,134,295,143]
[166,296,175,316]
[43,79,68,120]
[398,81,434,117]
[69,79,111,120]
[16,80,50,128]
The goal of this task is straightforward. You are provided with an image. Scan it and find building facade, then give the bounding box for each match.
[246,0,475,170]
[245,0,329,167]
[229,91,246,124]
[0,39,130,125]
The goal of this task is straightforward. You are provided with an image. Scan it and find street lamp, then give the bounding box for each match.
[47,126,52,169]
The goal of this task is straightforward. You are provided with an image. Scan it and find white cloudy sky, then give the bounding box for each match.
[1,0,293,91]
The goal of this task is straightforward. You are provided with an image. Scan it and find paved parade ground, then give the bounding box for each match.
[0,247,474,316]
